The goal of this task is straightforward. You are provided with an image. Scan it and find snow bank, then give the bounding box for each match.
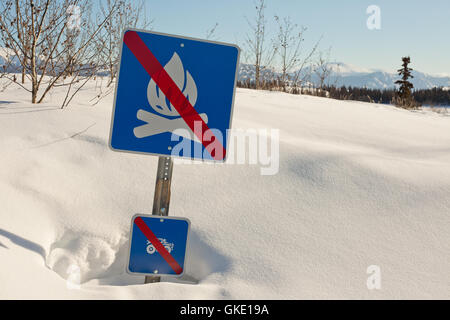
[1,81,450,299]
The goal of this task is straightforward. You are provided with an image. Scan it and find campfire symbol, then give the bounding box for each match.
[133,52,208,142]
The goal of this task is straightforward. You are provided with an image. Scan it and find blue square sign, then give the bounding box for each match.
[127,215,190,277]
[109,29,240,161]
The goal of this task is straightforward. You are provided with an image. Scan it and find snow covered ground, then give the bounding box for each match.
[1,79,450,299]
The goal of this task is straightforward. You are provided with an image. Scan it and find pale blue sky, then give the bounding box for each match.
[139,0,450,75]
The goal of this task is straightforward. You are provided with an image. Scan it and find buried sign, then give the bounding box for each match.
[127,215,190,277]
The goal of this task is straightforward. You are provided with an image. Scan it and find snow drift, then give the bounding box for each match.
[1,80,450,299]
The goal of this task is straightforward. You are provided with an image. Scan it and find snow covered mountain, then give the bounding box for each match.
[331,62,450,89]
[0,48,21,73]
[238,62,450,90]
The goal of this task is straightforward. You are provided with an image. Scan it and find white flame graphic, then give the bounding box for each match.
[147,52,197,117]
[134,52,208,142]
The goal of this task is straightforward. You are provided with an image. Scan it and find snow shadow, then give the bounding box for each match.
[0,100,16,105]
[164,230,232,285]
[0,228,46,258]
[285,152,450,215]
[0,105,59,115]
[286,155,340,186]
[72,134,106,147]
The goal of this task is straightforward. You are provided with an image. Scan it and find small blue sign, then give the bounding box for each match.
[127,215,190,277]
[109,29,240,161]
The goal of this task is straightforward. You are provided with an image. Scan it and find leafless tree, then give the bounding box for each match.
[244,0,276,89]
[290,35,322,92]
[98,0,151,87]
[205,23,219,40]
[13,0,32,83]
[314,48,334,90]
[272,15,322,93]
[0,0,117,106]
[273,16,307,92]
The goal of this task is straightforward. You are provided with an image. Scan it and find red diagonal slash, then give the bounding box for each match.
[124,30,226,160]
[134,217,183,275]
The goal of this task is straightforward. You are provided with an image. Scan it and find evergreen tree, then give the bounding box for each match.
[394,56,418,108]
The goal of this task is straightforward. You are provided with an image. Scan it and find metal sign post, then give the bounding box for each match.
[145,156,174,284]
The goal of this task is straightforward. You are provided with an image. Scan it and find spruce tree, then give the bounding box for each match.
[395,56,417,108]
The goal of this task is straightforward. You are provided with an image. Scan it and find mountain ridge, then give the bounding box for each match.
[238,62,450,90]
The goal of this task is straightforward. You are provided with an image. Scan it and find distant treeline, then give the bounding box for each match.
[323,86,450,106]
[237,80,450,106]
